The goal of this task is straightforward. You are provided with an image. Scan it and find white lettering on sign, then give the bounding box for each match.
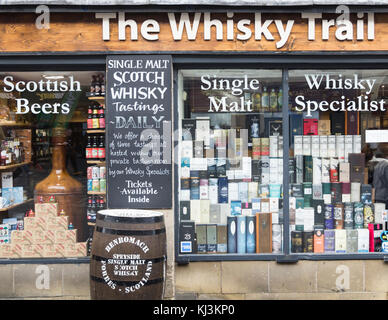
[100,238,155,294]
[2,75,81,115]
[200,75,258,113]
[97,6,374,48]
[294,73,386,117]
[105,236,150,253]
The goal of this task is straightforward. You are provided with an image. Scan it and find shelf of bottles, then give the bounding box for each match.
[0,132,30,168]
[34,128,52,162]
[86,73,106,227]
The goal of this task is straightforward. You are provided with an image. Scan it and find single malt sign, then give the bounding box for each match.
[106,55,172,209]
[90,209,166,300]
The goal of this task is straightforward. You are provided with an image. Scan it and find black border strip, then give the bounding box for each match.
[96,213,164,224]
[0,257,91,264]
[90,275,163,286]
[0,5,386,13]
[95,226,166,236]
[91,254,166,264]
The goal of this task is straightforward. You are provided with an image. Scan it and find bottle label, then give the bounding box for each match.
[98,148,105,159]
[86,148,92,159]
[87,118,93,129]
[93,119,99,129]
[92,148,98,158]
[99,118,105,129]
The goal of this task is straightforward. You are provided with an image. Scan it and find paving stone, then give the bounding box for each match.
[268,261,317,293]
[63,263,90,297]
[0,265,14,298]
[175,262,221,293]
[364,260,388,293]
[221,261,268,294]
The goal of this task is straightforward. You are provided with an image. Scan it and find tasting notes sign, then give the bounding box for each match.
[106,55,172,209]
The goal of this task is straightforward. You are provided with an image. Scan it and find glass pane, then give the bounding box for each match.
[289,69,388,254]
[0,71,105,258]
[178,69,283,255]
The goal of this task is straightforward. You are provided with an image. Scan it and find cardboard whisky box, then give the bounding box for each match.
[199,200,210,224]
[339,162,350,183]
[179,221,196,254]
[319,135,328,158]
[23,217,38,231]
[295,155,304,184]
[22,244,40,258]
[236,216,246,253]
[346,229,358,253]
[10,230,24,244]
[217,225,227,253]
[256,213,272,253]
[353,135,362,153]
[318,119,331,135]
[227,216,237,253]
[335,229,347,253]
[311,136,320,157]
[180,201,191,221]
[46,216,69,231]
[0,244,11,258]
[302,135,312,156]
[64,229,77,244]
[336,135,345,160]
[349,153,365,183]
[209,204,221,224]
[357,228,369,253]
[196,224,207,253]
[32,229,46,244]
[206,224,217,253]
[313,228,325,253]
[182,119,196,141]
[34,203,58,217]
[328,135,336,157]
[290,114,303,145]
[303,119,318,135]
[190,200,201,223]
[10,243,23,258]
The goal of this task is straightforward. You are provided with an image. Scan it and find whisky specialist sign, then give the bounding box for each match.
[106,55,172,209]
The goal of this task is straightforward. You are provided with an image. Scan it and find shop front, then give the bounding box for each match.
[0,2,386,299]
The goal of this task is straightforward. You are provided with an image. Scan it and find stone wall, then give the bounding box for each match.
[175,260,388,300]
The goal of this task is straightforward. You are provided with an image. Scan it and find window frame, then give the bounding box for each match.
[173,54,388,264]
[0,53,386,264]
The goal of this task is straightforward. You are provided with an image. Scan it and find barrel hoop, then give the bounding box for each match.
[92,255,166,264]
[95,226,166,236]
[90,275,163,286]
[97,213,164,224]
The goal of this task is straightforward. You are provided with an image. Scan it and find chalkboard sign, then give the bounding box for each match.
[106,55,172,209]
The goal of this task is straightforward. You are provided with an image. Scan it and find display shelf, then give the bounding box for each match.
[87,191,106,195]
[0,199,33,212]
[0,121,31,127]
[0,161,31,171]
[86,130,105,134]
[86,160,106,165]
[87,95,105,102]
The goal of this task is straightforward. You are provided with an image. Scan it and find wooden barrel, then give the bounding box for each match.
[90,209,166,300]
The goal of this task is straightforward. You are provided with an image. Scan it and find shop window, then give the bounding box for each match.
[288,69,388,255]
[177,69,284,255]
[0,71,105,259]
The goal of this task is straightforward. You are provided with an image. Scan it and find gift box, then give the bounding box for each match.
[35,203,58,217]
